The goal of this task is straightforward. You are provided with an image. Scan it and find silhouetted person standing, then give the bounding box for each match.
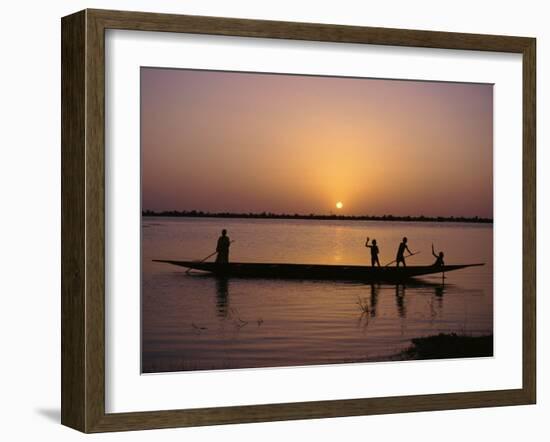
[431,243,445,267]
[365,237,381,267]
[396,237,412,267]
[215,229,230,264]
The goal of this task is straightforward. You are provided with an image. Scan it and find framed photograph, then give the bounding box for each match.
[61,9,536,433]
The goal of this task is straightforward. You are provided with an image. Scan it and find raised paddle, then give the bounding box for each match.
[384,251,421,267]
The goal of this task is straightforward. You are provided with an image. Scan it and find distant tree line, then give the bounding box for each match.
[142,209,493,224]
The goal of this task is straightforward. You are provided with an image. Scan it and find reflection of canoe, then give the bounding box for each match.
[153,260,484,281]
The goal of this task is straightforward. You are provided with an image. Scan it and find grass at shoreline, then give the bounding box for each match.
[399,333,493,360]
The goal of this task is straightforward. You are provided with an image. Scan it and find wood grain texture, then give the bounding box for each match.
[89,8,532,52]
[522,38,536,404]
[60,8,537,433]
[61,10,86,431]
[84,10,107,432]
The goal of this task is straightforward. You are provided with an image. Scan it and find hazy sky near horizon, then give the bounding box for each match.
[141,68,493,218]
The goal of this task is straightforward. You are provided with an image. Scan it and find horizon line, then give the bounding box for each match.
[141,210,493,224]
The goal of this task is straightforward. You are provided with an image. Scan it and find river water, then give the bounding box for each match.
[142,217,493,373]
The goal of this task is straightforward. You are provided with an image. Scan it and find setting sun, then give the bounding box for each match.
[336,201,343,210]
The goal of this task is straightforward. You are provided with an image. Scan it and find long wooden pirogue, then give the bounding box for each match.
[153,260,484,282]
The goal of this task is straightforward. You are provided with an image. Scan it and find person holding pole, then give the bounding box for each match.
[395,237,412,267]
[215,229,231,264]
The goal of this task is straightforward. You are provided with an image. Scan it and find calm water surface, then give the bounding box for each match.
[142,217,493,373]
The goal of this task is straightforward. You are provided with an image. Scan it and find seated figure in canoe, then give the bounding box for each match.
[395,237,412,267]
[215,229,231,264]
[365,237,381,267]
[432,243,445,267]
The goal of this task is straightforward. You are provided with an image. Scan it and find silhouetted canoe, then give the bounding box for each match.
[153,260,484,281]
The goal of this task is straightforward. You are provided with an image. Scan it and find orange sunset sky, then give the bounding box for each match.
[141,68,493,218]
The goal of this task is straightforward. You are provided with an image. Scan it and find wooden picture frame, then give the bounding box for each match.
[61,8,536,433]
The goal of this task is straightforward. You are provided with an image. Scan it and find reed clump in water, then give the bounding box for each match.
[356,296,370,314]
